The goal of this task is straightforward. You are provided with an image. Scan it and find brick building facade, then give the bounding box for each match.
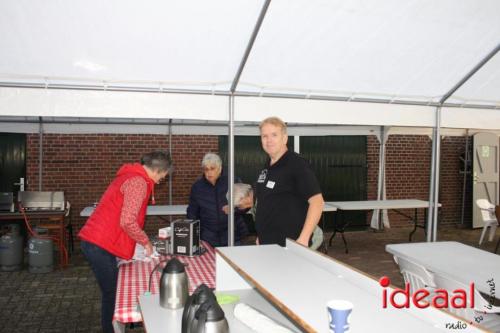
[24,133,472,241]
[26,134,218,237]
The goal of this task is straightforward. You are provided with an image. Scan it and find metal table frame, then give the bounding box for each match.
[325,200,441,253]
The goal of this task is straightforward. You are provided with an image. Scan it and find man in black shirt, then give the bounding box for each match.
[248,116,324,247]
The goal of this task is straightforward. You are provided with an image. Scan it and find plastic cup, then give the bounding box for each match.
[326,300,353,333]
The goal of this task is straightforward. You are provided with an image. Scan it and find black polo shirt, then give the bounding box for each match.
[255,150,321,246]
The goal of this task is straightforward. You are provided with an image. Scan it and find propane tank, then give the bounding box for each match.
[28,227,54,273]
[0,224,24,271]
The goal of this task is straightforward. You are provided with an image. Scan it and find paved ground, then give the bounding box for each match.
[0,224,497,332]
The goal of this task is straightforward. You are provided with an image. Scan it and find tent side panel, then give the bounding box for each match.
[0,88,228,121]
[235,97,435,127]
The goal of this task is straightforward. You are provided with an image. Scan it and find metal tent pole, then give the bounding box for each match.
[426,106,442,242]
[228,96,235,246]
[38,117,43,191]
[226,0,271,247]
[431,107,442,242]
[168,119,173,223]
[372,126,387,230]
[427,43,500,241]
[426,127,437,241]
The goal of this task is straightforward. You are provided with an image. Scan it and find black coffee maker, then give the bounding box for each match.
[181,284,228,333]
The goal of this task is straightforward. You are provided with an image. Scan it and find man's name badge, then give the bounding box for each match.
[257,169,267,183]
[266,180,275,189]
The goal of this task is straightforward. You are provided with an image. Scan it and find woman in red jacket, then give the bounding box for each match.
[79,151,172,333]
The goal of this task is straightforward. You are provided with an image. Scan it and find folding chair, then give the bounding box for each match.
[394,256,436,296]
[433,274,500,332]
[476,199,498,246]
[309,225,324,251]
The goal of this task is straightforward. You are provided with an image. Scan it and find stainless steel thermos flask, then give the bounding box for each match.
[159,257,188,309]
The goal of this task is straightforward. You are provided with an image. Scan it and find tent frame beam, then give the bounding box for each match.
[1,82,498,110]
[226,0,271,247]
[427,43,500,242]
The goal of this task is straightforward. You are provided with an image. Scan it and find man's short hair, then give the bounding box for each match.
[259,116,287,134]
[141,151,173,173]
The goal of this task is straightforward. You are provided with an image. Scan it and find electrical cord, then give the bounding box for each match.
[146,255,191,293]
[146,239,206,294]
[19,204,69,266]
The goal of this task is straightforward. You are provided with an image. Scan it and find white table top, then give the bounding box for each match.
[386,241,500,295]
[322,202,338,212]
[327,199,441,211]
[81,203,337,217]
[80,204,188,217]
[139,289,300,333]
[217,244,471,332]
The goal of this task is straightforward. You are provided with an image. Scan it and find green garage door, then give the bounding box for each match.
[0,133,26,193]
[218,136,294,234]
[218,136,294,184]
[300,136,367,229]
[219,135,367,231]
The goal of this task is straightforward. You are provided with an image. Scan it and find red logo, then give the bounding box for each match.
[379,276,475,309]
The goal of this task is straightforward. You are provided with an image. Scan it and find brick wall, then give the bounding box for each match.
[26,134,218,238]
[25,133,471,239]
[365,135,471,228]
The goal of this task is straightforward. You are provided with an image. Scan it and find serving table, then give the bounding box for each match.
[112,241,215,332]
[326,200,441,253]
[139,239,484,332]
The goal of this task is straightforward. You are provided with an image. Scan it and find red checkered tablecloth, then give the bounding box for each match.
[113,241,216,323]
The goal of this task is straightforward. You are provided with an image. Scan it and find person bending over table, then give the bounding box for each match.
[240,117,324,247]
[187,153,249,247]
[78,151,172,333]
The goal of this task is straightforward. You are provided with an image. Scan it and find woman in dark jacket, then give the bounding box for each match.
[186,153,248,247]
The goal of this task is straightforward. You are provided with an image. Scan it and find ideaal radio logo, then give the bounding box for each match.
[378,276,496,330]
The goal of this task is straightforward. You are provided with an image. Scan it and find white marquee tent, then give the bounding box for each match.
[0,0,499,243]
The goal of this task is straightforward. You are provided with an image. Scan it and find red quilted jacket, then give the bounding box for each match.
[79,163,153,259]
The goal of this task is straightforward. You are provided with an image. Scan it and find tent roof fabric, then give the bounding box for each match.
[0,0,499,126]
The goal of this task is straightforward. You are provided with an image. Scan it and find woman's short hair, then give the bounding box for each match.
[259,116,287,134]
[201,153,222,169]
[227,183,253,206]
[141,151,173,173]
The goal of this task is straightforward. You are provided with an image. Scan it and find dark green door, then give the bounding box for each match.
[218,136,294,184]
[219,135,367,231]
[300,136,367,230]
[218,135,294,234]
[0,133,26,193]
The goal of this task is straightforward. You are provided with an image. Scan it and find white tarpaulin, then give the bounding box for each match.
[1,0,498,243]
[0,0,498,125]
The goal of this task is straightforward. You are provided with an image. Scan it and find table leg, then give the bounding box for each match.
[341,232,348,254]
[328,211,337,247]
[409,208,418,242]
[378,208,383,230]
[321,213,328,253]
[328,211,349,253]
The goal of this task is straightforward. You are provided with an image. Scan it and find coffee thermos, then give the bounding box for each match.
[191,298,229,333]
[182,284,216,333]
[182,284,229,333]
[159,258,189,309]
[159,261,228,332]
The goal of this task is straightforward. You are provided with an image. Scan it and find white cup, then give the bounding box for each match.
[327,300,353,333]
